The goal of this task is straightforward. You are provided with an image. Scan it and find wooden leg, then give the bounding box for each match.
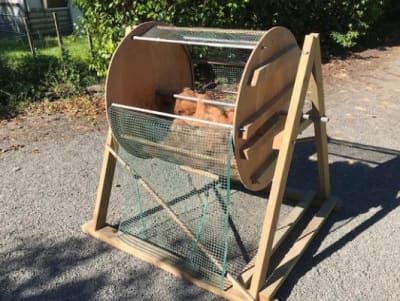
[309,34,331,200]
[249,35,318,299]
[92,129,117,230]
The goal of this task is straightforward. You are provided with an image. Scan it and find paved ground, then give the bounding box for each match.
[1,45,400,301]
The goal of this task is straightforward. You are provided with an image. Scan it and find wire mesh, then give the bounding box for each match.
[141,25,258,91]
[108,25,267,287]
[143,25,264,46]
[110,106,235,288]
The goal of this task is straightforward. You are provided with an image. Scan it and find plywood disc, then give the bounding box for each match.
[233,27,301,191]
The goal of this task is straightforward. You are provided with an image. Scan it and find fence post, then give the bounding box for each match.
[87,30,93,57]
[23,17,35,57]
[53,12,63,52]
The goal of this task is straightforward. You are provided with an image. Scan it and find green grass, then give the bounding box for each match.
[1,35,90,62]
[0,34,97,118]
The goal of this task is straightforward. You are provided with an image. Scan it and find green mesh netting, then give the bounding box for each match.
[110,106,234,288]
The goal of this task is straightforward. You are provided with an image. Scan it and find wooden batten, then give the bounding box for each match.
[241,117,286,161]
[250,45,300,87]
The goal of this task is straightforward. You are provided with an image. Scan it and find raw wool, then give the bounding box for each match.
[164,87,239,180]
[173,87,198,116]
[174,87,235,125]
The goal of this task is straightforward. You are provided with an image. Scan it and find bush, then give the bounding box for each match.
[74,0,385,75]
[0,50,96,118]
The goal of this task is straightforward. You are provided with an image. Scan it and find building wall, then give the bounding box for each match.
[0,1,25,38]
[69,2,80,28]
[25,0,43,11]
[0,0,79,39]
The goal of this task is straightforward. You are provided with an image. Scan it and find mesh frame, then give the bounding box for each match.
[110,107,234,288]
[109,26,260,288]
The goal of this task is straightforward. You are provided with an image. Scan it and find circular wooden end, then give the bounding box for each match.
[233,27,301,191]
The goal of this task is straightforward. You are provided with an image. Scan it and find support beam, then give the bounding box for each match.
[92,130,117,230]
[259,197,337,301]
[309,34,331,200]
[249,35,318,298]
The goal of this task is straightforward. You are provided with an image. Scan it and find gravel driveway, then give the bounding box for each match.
[1,46,399,301]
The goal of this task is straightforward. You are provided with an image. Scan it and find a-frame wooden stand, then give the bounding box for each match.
[82,33,337,301]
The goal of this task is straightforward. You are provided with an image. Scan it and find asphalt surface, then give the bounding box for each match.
[1,46,400,301]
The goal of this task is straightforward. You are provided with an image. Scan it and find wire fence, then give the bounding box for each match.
[0,9,75,56]
[0,13,26,40]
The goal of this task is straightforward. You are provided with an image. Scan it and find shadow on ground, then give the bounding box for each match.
[0,237,110,300]
[276,138,400,299]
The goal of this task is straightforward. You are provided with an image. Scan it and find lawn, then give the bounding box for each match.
[0,35,91,62]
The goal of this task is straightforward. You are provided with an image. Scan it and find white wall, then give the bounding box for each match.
[69,2,80,28]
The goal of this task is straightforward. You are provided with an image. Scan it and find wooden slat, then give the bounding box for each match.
[270,116,312,151]
[251,153,277,185]
[240,85,292,140]
[239,191,315,285]
[250,45,300,87]
[241,117,285,160]
[259,197,337,301]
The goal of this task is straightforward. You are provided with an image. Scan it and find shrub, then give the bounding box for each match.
[74,0,385,75]
[0,50,96,118]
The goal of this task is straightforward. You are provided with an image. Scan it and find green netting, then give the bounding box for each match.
[109,106,234,288]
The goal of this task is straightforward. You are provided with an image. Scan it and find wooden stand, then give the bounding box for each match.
[82,33,336,301]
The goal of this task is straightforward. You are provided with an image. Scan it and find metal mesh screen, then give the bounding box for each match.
[191,46,251,89]
[142,25,264,45]
[109,106,234,288]
[140,25,259,91]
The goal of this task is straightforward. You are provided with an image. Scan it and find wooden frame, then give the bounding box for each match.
[82,33,336,301]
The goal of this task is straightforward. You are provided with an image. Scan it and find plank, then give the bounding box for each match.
[250,45,300,87]
[259,197,337,301]
[240,85,292,141]
[241,117,285,161]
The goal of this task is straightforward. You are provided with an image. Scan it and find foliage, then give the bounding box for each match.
[0,49,96,118]
[75,0,386,75]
